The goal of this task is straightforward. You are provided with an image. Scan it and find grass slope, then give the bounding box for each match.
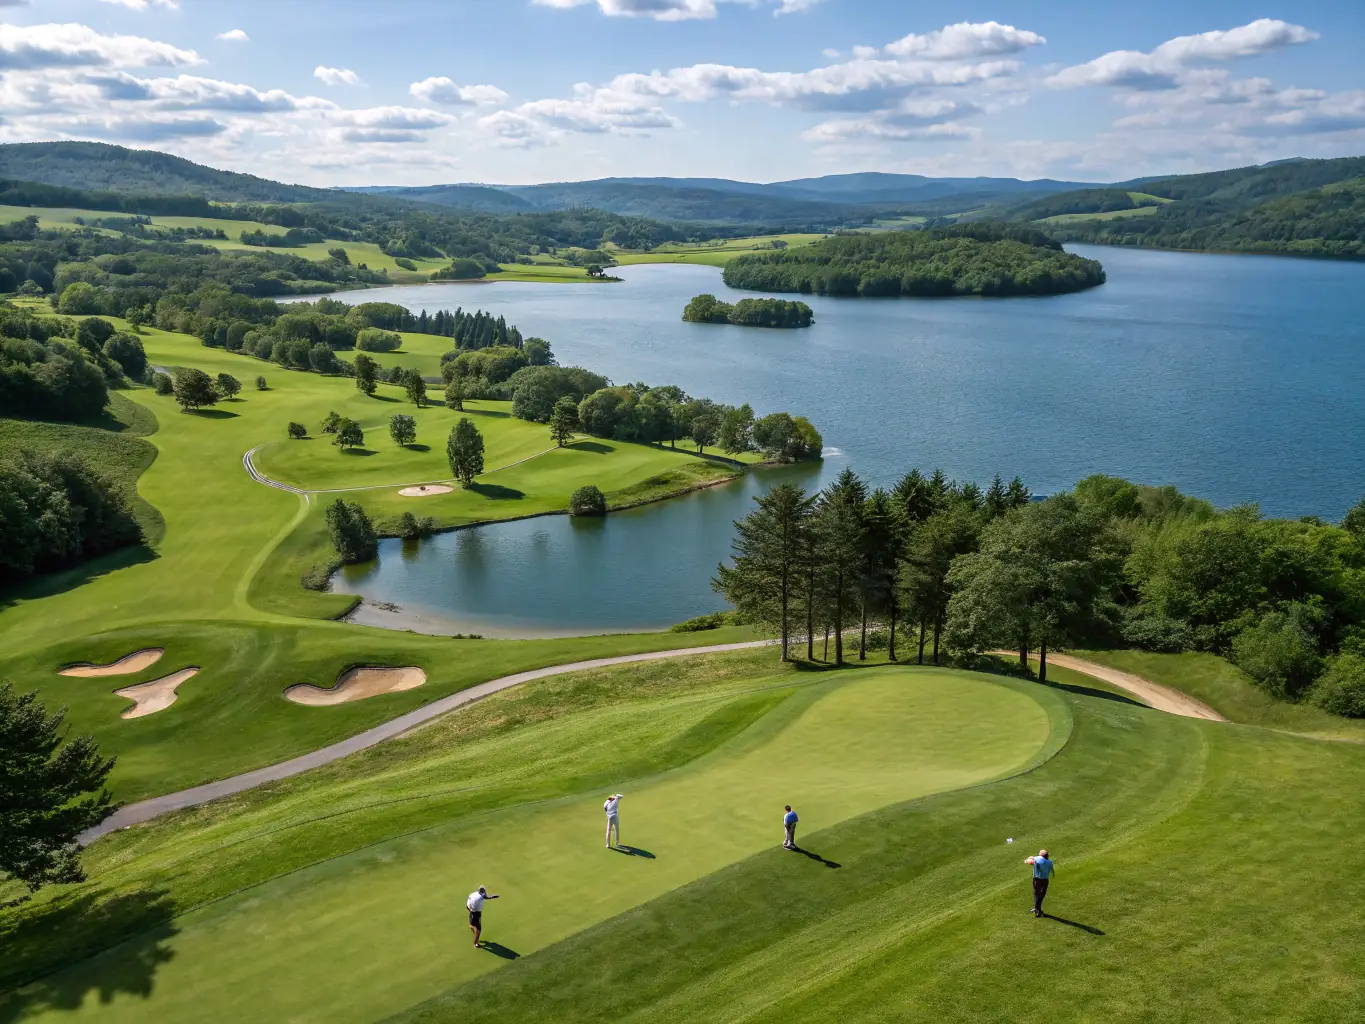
[0,656,1056,1022]
[0,320,765,800]
[0,393,164,545]
[5,651,1362,1023]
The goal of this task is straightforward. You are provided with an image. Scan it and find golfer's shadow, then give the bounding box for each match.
[480,941,520,959]
[1043,914,1104,935]
[612,845,656,859]
[793,846,841,869]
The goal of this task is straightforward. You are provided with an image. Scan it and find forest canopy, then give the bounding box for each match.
[722,229,1105,298]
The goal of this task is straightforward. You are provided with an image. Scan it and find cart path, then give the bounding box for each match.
[82,645,1220,844]
[1019,652,1226,722]
[80,640,772,843]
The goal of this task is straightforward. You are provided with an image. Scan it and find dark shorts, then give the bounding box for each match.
[468,910,482,927]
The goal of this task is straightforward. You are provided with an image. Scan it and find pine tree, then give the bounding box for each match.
[859,489,906,660]
[549,396,579,447]
[814,469,867,666]
[1006,476,1032,509]
[713,483,815,660]
[984,474,1009,518]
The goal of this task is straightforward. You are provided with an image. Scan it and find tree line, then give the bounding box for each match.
[0,449,142,582]
[0,305,144,420]
[716,470,1365,717]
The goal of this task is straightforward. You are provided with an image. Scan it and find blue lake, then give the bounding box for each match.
[329,246,1365,636]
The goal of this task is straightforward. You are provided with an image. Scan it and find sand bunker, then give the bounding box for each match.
[114,668,199,719]
[60,648,164,678]
[285,666,427,706]
[398,484,453,497]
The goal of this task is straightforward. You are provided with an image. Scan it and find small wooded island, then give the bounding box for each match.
[682,294,814,328]
[722,224,1106,297]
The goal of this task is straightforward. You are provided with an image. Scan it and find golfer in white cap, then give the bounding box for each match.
[466,885,499,947]
[604,793,623,848]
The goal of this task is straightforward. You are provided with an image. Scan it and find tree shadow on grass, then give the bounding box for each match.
[792,846,841,869]
[612,845,656,859]
[404,443,431,453]
[0,544,158,612]
[1043,914,1104,935]
[340,448,378,457]
[185,408,237,419]
[469,482,524,500]
[567,440,613,455]
[478,942,519,960]
[369,393,399,403]
[1038,678,1146,710]
[0,887,178,1023]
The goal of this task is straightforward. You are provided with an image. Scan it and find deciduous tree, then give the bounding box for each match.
[447,418,484,487]
[549,396,579,447]
[389,413,417,447]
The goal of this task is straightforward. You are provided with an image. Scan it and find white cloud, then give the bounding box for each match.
[99,0,179,10]
[886,21,1045,61]
[0,22,200,70]
[335,106,452,131]
[216,29,249,43]
[804,118,978,143]
[1049,19,1317,90]
[409,77,508,107]
[531,0,819,20]
[314,66,360,87]
[87,72,304,112]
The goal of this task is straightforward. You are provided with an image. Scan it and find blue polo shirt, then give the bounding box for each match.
[784,810,798,827]
[1032,857,1054,880]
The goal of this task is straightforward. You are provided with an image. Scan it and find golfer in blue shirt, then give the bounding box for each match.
[1025,849,1055,917]
[782,805,799,850]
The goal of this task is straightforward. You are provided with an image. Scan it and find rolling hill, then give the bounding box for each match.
[1009,156,1365,258]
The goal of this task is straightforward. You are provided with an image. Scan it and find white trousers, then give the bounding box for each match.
[606,815,619,847]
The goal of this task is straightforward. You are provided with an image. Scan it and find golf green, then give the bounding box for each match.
[5,668,1053,1023]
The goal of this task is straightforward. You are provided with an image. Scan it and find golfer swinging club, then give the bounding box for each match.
[604,792,623,849]
[466,885,499,947]
[1024,849,1055,917]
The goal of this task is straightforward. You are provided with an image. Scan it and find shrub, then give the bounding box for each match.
[356,328,402,353]
[393,257,417,271]
[569,484,607,517]
[1231,604,1323,700]
[152,371,173,395]
[396,512,436,540]
[1121,611,1194,653]
[669,611,730,633]
[288,422,307,439]
[255,375,268,390]
[1308,654,1365,717]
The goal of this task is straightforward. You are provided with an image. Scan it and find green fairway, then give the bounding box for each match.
[0,658,1056,1023]
[4,649,1363,1023]
[0,317,766,800]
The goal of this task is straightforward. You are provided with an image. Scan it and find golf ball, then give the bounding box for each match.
[1006,838,1014,843]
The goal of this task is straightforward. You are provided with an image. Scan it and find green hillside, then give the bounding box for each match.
[1017,156,1365,258]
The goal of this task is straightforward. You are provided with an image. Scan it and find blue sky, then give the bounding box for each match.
[0,0,1361,186]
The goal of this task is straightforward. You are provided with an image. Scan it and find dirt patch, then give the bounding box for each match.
[1047,654,1226,722]
[114,668,199,719]
[398,484,453,497]
[285,666,427,706]
[60,648,164,677]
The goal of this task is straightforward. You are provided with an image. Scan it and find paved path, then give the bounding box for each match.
[82,645,1222,844]
[80,640,772,843]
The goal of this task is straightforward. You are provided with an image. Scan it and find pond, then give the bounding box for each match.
[325,246,1365,636]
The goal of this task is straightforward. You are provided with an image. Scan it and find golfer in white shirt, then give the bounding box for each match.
[604,793,623,848]
[466,885,499,947]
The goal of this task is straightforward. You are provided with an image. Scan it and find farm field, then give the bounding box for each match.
[1039,205,1164,225]
[611,233,826,267]
[4,648,1364,1023]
